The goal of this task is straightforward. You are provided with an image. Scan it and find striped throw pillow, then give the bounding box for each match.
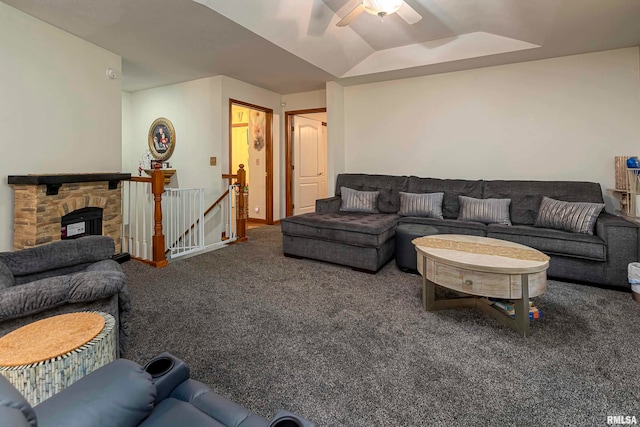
[534,196,604,235]
[340,186,380,213]
[458,196,512,225]
[398,192,444,218]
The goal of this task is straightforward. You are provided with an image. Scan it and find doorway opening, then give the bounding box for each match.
[285,108,328,217]
[229,99,274,226]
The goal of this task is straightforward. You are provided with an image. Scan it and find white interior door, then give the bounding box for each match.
[293,116,327,215]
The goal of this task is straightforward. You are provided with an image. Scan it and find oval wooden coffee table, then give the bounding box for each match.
[413,234,550,337]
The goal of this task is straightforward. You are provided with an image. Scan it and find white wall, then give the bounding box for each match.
[127,77,225,243]
[128,78,220,187]
[0,3,122,251]
[282,90,327,112]
[122,92,133,173]
[125,75,286,242]
[342,48,640,211]
[326,82,346,197]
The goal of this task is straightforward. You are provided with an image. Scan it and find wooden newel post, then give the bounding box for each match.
[237,164,247,241]
[151,164,168,267]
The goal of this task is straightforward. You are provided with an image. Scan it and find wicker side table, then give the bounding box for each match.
[0,311,116,405]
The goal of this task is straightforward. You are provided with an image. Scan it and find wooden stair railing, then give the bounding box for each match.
[223,164,247,241]
[166,164,248,253]
[236,165,247,241]
[127,166,167,268]
[151,166,168,267]
[206,189,231,217]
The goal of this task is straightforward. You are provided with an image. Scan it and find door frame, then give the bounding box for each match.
[229,99,274,225]
[285,108,327,217]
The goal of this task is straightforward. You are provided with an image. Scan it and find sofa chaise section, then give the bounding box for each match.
[282,174,408,272]
[282,212,399,272]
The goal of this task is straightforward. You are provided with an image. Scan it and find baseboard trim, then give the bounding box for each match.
[112,252,131,264]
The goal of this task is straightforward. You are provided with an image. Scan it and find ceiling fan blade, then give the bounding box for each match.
[336,4,365,27]
[397,2,422,25]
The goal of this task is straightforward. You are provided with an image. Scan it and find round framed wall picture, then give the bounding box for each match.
[148,117,176,161]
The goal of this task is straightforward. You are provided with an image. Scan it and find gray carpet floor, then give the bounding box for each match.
[122,225,640,426]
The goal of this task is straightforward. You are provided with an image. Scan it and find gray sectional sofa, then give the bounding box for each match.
[280,173,640,290]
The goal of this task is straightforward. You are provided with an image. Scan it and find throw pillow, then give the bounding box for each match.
[534,196,604,235]
[458,196,512,225]
[398,192,444,218]
[340,186,380,213]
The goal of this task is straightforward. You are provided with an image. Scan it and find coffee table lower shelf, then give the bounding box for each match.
[423,276,533,337]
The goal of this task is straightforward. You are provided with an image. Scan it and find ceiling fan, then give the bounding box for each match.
[336,0,422,27]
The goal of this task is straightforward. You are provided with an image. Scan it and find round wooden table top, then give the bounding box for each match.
[413,234,550,274]
[0,312,105,367]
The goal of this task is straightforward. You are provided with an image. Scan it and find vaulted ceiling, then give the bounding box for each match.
[4,0,640,93]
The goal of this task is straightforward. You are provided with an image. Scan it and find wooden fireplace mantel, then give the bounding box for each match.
[9,173,129,251]
[8,173,131,196]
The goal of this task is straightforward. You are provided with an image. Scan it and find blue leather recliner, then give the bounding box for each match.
[0,352,314,427]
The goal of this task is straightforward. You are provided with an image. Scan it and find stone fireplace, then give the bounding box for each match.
[8,173,130,251]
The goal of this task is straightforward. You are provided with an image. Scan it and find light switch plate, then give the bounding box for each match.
[210,157,216,166]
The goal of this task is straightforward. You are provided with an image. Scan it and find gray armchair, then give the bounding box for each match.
[0,236,131,354]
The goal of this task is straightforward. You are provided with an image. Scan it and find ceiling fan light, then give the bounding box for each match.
[363,0,404,17]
